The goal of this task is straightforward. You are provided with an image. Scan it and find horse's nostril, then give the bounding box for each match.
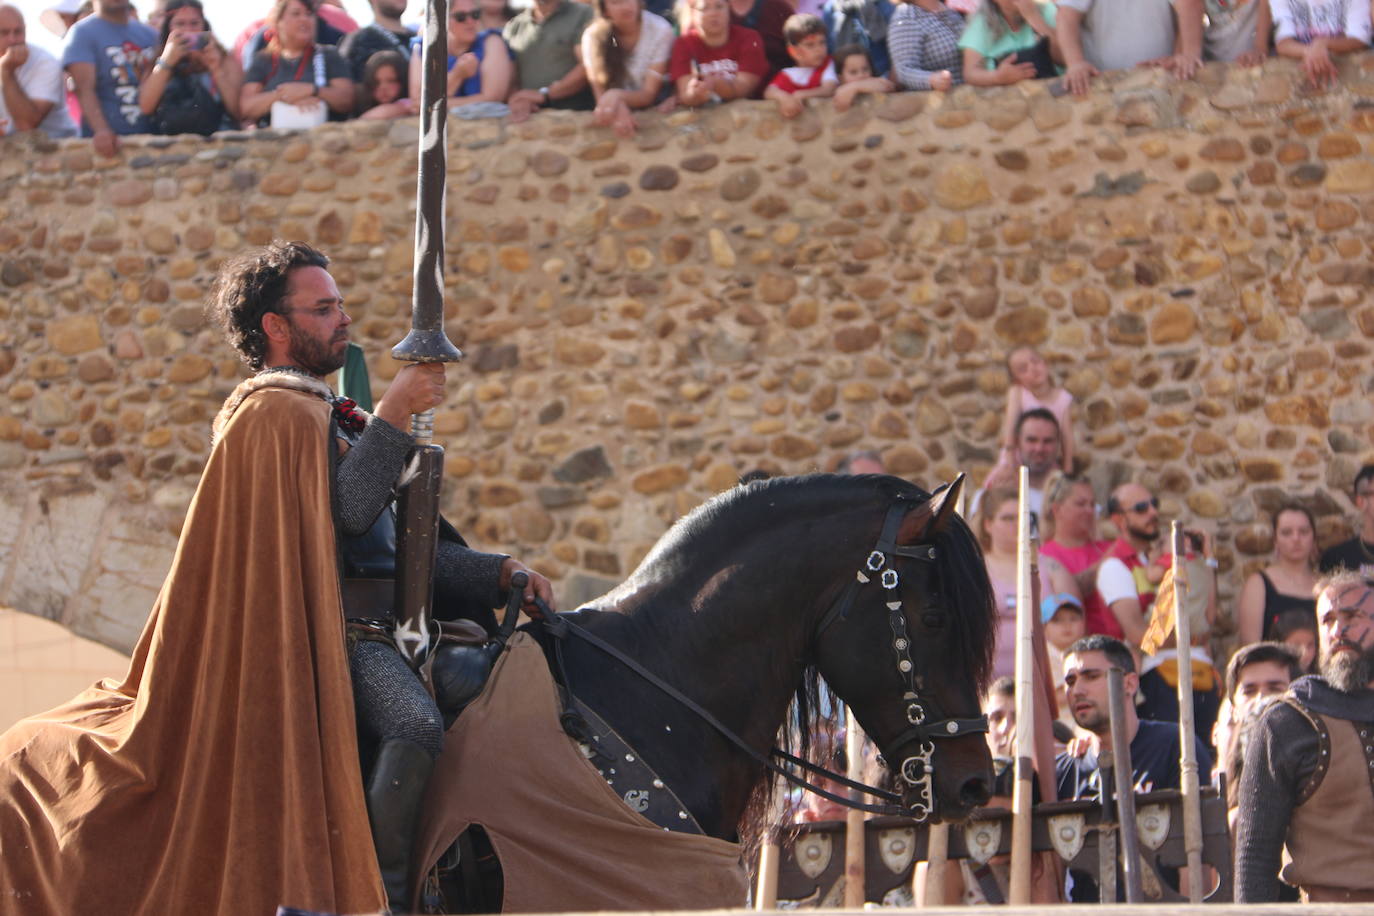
[960,776,991,808]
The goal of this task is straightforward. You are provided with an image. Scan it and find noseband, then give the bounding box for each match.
[816,498,989,821]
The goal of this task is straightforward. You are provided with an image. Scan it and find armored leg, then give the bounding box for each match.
[349,638,445,913]
[367,738,435,914]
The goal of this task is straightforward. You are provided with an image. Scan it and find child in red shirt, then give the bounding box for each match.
[763,13,836,117]
[670,0,769,104]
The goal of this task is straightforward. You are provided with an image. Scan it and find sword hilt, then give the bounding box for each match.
[411,407,435,445]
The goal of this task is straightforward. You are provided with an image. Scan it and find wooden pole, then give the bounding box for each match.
[843,710,866,908]
[1171,522,1206,902]
[754,767,791,911]
[754,838,780,910]
[918,480,965,907]
[1008,466,1035,904]
[1107,667,1143,903]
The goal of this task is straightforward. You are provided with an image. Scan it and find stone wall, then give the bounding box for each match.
[3,56,1374,654]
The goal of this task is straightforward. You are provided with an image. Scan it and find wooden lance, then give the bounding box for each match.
[918,480,966,906]
[1171,521,1206,902]
[391,0,464,677]
[1106,666,1143,902]
[1008,466,1036,904]
[843,709,866,908]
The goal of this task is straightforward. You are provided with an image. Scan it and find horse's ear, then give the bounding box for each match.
[898,475,964,543]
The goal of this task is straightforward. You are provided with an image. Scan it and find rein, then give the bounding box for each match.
[532,495,988,824]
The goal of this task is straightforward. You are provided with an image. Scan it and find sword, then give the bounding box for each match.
[391,0,463,676]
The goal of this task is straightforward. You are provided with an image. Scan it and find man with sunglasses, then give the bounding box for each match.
[1318,463,1374,579]
[1097,482,1220,743]
[1235,571,1374,902]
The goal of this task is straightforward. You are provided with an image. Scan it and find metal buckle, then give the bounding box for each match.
[866,550,886,571]
[881,569,899,589]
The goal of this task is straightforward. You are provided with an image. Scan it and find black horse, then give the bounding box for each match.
[419,473,998,912]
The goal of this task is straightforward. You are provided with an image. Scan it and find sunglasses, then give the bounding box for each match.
[1125,497,1160,514]
[451,10,478,21]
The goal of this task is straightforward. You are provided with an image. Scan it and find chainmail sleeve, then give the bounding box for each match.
[1233,701,1320,901]
[335,416,414,536]
[435,539,508,629]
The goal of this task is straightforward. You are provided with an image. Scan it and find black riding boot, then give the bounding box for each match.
[366,738,436,915]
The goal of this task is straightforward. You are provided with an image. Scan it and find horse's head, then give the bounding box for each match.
[811,475,995,823]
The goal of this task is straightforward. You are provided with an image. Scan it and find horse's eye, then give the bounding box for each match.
[922,612,945,629]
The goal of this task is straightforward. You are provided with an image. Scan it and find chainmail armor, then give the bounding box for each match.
[1235,677,1374,900]
[337,414,509,609]
[349,638,445,759]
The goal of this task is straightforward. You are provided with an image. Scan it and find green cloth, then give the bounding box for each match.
[338,342,373,411]
[957,1,1057,68]
[503,0,595,108]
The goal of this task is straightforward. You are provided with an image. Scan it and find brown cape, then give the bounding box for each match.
[413,632,751,912]
[0,387,385,916]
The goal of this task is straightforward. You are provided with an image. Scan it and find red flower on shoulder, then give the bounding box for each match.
[332,397,367,434]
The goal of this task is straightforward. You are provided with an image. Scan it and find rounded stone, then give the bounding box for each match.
[771,434,819,460]
[1234,525,1274,556]
[1186,170,1221,194]
[680,154,719,172]
[625,401,662,429]
[632,464,689,494]
[640,165,680,191]
[993,306,1048,345]
[1199,138,1246,162]
[531,150,570,177]
[106,180,152,206]
[1072,286,1111,317]
[994,150,1028,171]
[1135,433,1185,461]
[758,273,796,304]
[1191,430,1229,455]
[1325,160,1374,193]
[932,162,991,210]
[1289,163,1328,188]
[1316,200,1358,231]
[719,168,761,202]
[1149,302,1197,344]
[1318,133,1361,159]
[834,325,879,353]
[48,315,103,355]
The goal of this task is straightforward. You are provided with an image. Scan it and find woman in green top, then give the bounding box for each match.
[957,0,1060,86]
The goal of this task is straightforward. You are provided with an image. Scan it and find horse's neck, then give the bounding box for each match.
[567,559,831,836]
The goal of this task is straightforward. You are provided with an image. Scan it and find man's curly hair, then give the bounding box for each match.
[207,240,330,370]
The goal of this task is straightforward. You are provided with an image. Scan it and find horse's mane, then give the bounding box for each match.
[624,473,997,692]
[619,474,997,852]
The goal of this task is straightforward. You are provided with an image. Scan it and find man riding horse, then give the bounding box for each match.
[0,240,553,916]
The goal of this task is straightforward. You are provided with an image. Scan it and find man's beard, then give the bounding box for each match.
[286,321,346,377]
[1127,522,1160,543]
[1320,640,1374,693]
[1072,703,1108,735]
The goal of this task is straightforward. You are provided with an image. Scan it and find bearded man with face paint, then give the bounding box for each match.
[1234,570,1374,902]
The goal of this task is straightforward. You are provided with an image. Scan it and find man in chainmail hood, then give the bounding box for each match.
[1235,570,1374,902]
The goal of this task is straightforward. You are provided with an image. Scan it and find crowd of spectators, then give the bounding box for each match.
[815,341,1374,903]
[3,0,1370,143]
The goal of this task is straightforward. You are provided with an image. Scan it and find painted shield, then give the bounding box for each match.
[878,827,916,874]
[1047,812,1086,862]
[964,819,1002,865]
[796,832,833,879]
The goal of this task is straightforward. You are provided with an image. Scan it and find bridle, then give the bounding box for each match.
[814,497,989,821]
[534,493,988,825]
